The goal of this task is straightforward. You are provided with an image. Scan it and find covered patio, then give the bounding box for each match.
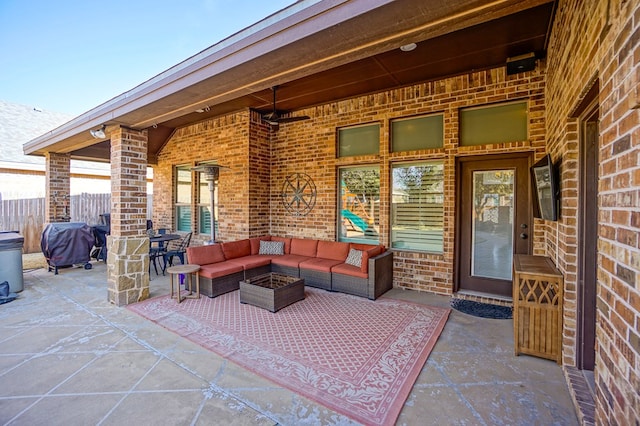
[20,0,640,424]
[0,265,577,424]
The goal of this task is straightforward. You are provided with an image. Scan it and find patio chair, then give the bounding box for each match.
[162,232,192,273]
[90,225,108,262]
[149,244,166,275]
[147,228,166,275]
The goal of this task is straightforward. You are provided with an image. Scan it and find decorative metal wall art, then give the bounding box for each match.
[281,173,316,216]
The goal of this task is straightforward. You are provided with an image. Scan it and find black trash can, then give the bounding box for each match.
[0,231,24,292]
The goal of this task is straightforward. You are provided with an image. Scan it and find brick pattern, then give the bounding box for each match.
[546,0,640,423]
[44,152,71,222]
[157,71,546,299]
[269,69,547,295]
[107,126,150,306]
[110,126,148,237]
[248,110,272,237]
[154,111,252,244]
[565,366,596,425]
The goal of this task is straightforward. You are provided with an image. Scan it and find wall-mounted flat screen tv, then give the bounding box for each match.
[531,154,559,221]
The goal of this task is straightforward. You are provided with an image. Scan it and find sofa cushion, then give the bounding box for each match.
[249,236,271,255]
[290,238,318,257]
[350,243,384,273]
[271,254,313,268]
[221,239,251,260]
[199,262,244,279]
[259,240,284,255]
[271,236,291,254]
[186,244,225,266]
[299,257,344,272]
[331,262,368,278]
[345,248,363,267]
[316,240,350,261]
[226,255,272,270]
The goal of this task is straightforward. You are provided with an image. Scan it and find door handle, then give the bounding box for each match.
[520,233,528,239]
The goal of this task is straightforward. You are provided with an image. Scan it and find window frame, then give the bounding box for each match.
[174,164,193,232]
[390,113,444,152]
[337,165,381,244]
[337,123,381,158]
[390,160,445,253]
[459,100,528,146]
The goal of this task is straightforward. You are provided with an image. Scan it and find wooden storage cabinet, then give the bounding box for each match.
[513,254,563,364]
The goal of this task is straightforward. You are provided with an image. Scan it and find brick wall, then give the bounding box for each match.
[270,69,547,295]
[546,0,640,423]
[157,68,547,297]
[154,111,254,244]
[109,126,148,236]
[248,110,272,237]
[44,152,70,222]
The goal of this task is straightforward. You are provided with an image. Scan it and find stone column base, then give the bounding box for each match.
[107,235,150,306]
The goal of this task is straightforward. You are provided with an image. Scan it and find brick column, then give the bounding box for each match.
[44,152,71,222]
[107,126,150,306]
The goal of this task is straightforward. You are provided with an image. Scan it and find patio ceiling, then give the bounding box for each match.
[24,0,556,164]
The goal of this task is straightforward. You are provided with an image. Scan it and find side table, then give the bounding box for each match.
[166,264,201,303]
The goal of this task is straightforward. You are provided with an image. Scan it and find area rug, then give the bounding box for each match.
[127,288,450,425]
[450,298,512,319]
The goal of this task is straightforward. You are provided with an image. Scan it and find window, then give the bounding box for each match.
[460,101,528,146]
[175,166,192,232]
[337,124,380,157]
[391,114,444,152]
[391,162,444,252]
[338,166,380,243]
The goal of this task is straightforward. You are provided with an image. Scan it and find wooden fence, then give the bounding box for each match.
[0,194,153,253]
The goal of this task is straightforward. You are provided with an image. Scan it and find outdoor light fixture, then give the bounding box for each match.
[191,161,230,244]
[90,124,106,139]
[400,43,417,52]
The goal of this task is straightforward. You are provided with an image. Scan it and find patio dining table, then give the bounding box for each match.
[149,233,181,275]
[149,233,181,246]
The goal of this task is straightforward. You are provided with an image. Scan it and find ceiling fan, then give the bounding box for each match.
[261,85,310,126]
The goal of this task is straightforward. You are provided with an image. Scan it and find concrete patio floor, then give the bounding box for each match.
[0,261,578,425]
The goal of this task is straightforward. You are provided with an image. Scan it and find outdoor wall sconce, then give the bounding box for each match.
[90,124,106,139]
[192,161,230,244]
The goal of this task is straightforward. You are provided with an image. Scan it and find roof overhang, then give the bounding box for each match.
[24,0,556,163]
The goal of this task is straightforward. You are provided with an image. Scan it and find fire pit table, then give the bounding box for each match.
[239,272,305,312]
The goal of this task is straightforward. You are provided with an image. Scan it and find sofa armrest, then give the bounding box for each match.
[368,250,393,300]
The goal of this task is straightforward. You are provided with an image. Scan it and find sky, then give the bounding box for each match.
[0,0,296,117]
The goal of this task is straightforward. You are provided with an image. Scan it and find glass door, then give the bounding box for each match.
[471,169,514,280]
[457,154,532,297]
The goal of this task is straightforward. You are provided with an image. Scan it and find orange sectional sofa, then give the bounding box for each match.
[185,236,393,300]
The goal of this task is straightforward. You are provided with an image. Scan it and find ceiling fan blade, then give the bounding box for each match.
[262,118,280,126]
[277,115,310,123]
[262,111,279,121]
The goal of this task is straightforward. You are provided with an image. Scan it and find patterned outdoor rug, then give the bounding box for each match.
[127,288,450,426]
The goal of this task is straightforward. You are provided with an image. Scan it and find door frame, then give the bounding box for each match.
[577,102,599,370]
[455,152,534,297]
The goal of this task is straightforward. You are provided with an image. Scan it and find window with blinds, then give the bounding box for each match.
[175,166,192,232]
[391,162,444,252]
